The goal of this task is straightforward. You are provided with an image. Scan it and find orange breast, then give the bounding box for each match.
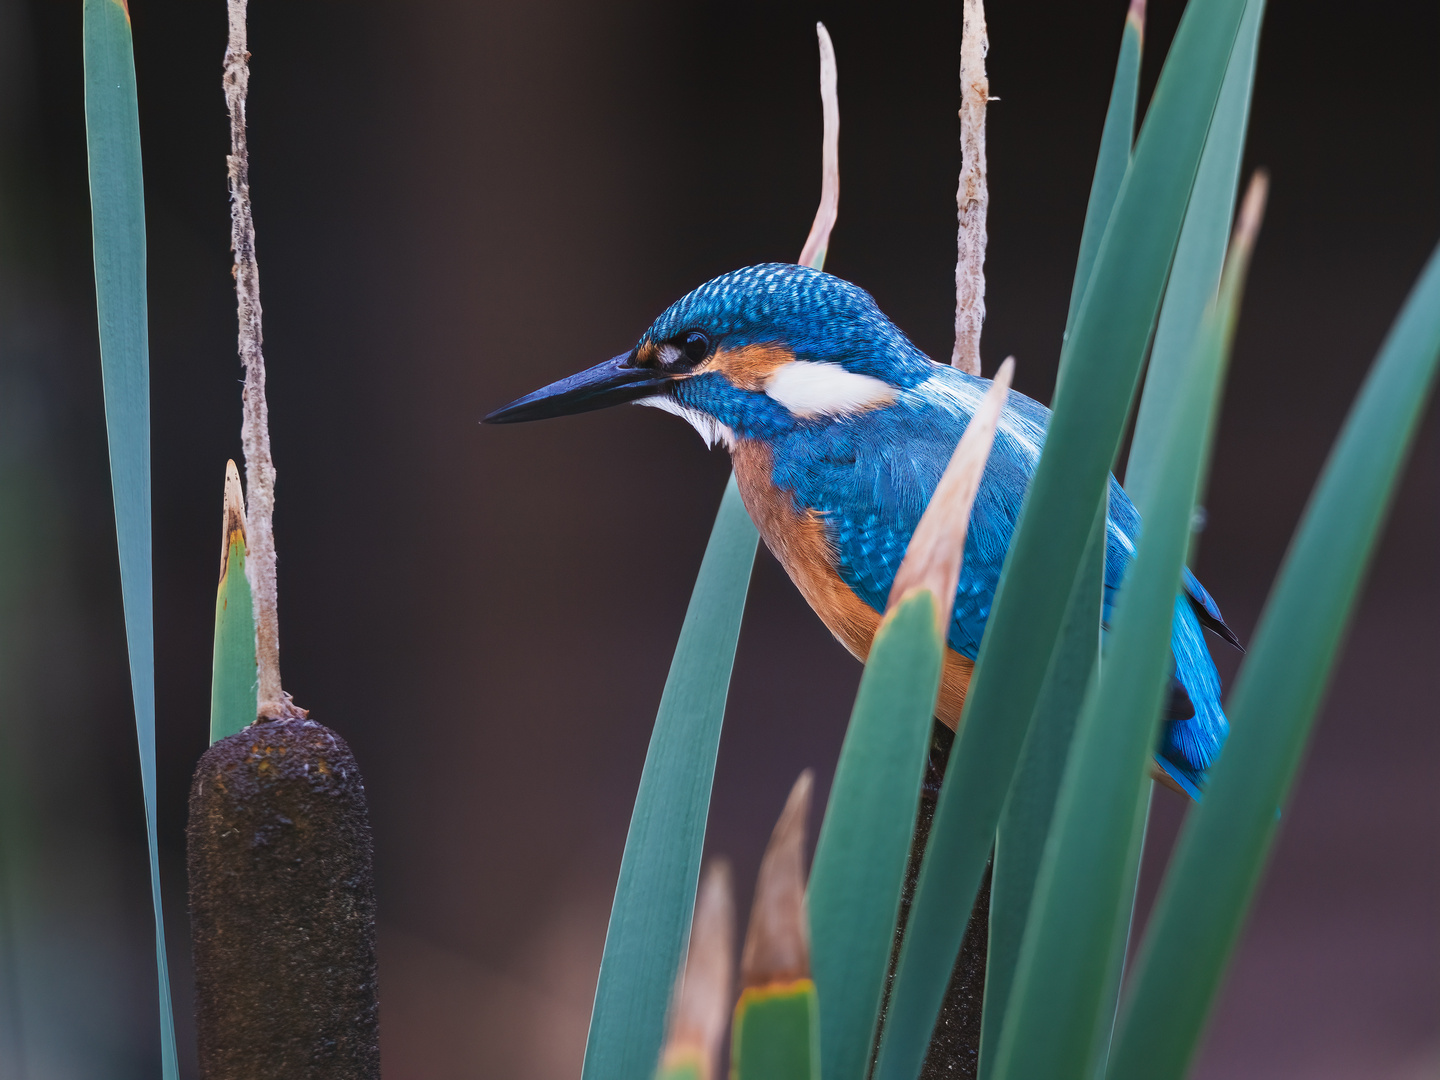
[731,439,974,731]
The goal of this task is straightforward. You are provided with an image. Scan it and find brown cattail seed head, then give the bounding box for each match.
[187,718,379,1080]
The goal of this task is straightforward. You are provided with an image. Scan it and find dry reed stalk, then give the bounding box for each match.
[952,0,990,375]
[798,23,840,271]
[225,0,299,722]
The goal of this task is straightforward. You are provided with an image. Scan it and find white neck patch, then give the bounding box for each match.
[635,395,736,450]
[765,360,896,418]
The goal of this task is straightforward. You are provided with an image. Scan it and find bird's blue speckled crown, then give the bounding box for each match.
[640,263,935,388]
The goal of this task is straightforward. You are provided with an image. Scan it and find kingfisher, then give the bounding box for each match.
[485,263,1239,797]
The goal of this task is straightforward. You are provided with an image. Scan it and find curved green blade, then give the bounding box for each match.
[989,181,1259,1080]
[583,40,837,1073]
[1126,0,1266,518]
[809,591,943,1080]
[874,3,1248,1077]
[81,1,178,1076]
[1063,0,1144,348]
[981,4,1144,1068]
[980,497,1106,1080]
[1107,237,1440,1080]
[581,476,757,1080]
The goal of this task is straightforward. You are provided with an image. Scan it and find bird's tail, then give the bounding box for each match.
[1155,595,1230,800]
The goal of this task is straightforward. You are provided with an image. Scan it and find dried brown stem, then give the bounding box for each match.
[952,0,989,375]
[798,23,840,271]
[226,0,299,721]
[660,861,735,1080]
[219,460,247,581]
[741,770,813,989]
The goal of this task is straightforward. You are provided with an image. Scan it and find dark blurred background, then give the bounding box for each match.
[0,0,1435,1076]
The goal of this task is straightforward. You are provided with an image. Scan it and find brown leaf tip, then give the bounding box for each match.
[219,460,248,581]
[886,357,1015,632]
[662,860,735,1079]
[741,770,813,989]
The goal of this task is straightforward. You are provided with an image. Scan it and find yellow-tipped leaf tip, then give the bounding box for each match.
[741,770,813,989]
[661,861,735,1080]
[885,357,1015,633]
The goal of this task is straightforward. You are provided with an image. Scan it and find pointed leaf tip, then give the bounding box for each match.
[1127,0,1146,36]
[220,460,248,576]
[660,861,736,1080]
[742,771,813,989]
[886,357,1014,632]
[1226,169,1269,279]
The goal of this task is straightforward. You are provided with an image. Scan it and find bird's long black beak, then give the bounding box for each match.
[483,352,673,424]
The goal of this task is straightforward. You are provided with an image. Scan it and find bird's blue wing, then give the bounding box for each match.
[773,364,1234,795]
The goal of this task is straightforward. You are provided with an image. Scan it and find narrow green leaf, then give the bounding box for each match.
[978,498,1105,1080]
[582,476,757,1080]
[81,3,178,1076]
[1063,0,1144,345]
[1126,0,1266,517]
[1089,782,1152,1080]
[1093,3,1263,1069]
[981,3,1147,1063]
[809,591,943,1080]
[732,981,821,1080]
[584,28,836,1071]
[210,461,257,743]
[989,177,1259,1080]
[876,3,1247,1076]
[1107,237,1440,1080]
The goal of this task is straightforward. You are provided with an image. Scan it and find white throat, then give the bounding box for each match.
[635,395,736,450]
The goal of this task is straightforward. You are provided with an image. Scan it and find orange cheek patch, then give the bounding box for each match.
[703,343,796,391]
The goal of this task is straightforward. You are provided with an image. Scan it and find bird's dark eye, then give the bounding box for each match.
[681,331,710,365]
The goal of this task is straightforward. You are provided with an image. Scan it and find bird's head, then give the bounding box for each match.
[484,263,939,447]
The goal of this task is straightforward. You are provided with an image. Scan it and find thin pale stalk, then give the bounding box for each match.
[226,0,297,720]
[952,0,989,374]
[798,23,838,272]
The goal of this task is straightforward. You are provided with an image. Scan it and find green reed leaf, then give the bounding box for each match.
[979,498,1106,1080]
[1107,236,1440,1080]
[979,5,1144,1067]
[1063,0,1144,347]
[585,30,838,1072]
[582,476,756,1080]
[874,4,1248,1077]
[988,170,1260,1080]
[210,462,257,743]
[809,590,943,1080]
[732,980,821,1080]
[81,2,178,1075]
[1126,0,1266,518]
